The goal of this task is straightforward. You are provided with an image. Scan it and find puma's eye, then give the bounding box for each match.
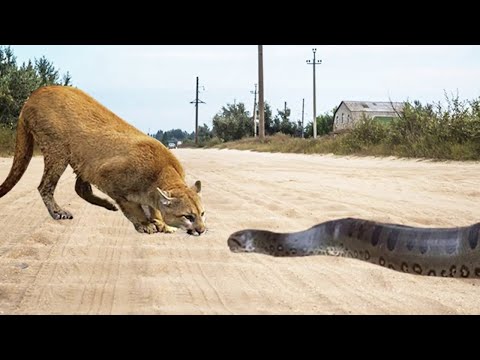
[201,212,205,217]
[183,215,195,222]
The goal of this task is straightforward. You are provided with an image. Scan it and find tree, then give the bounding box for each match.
[0,46,16,73]
[198,123,212,143]
[1,60,41,127]
[305,111,334,138]
[154,130,164,141]
[35,56,60,86]
[251,101,274,136]
[212,102,251,141]
[295,120,303,137]
[262,103,278,135]
[275,105,298,136]
[0,46,73,128]
[317,113,334,135]
[62,71,72,86]
[161,132,169,145]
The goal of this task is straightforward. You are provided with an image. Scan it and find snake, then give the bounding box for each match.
[227,217,480,278]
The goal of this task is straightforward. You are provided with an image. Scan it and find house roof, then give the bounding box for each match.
[341,101,405,113]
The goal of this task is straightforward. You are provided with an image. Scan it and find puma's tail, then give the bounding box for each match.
[0,112,34,197]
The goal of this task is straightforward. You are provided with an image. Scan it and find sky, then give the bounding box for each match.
[6,45,480,134]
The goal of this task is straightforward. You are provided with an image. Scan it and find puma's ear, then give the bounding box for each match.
[192,180,201,194]
[157,187,173,206]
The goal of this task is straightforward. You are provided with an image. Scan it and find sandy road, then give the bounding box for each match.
[1,149,480,314]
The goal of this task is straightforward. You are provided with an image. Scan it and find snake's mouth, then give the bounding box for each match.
[227,237,242,252]
[228,231,258,253]
[228,238,242,250]
[227,234,249,252]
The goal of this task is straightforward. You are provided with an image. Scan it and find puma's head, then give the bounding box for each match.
[155,180,206,235]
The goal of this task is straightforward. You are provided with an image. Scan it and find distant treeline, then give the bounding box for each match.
[151,101,335,147]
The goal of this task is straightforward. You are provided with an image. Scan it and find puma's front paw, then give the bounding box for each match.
[163,224,178,233]
[134,222,159,234]
[151,219,178,234]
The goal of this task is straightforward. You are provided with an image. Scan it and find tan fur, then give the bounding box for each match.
[0,86,206,235]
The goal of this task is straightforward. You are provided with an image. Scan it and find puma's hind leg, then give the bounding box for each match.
[75,177,118,211]
[38,154,72,220]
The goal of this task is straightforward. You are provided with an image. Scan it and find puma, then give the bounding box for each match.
[0,86,206,235]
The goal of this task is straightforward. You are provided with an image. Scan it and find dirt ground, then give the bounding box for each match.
[1,149,480,314]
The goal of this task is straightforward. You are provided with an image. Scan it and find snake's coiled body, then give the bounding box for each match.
[227,218,480,278]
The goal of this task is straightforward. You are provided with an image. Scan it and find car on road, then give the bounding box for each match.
[168,142,177,149]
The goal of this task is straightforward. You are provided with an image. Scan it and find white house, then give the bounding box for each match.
[333,101,405,132]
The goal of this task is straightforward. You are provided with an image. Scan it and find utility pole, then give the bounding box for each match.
[306,48,322,139]
[190,76,205,145]
[258,45,265,140]
[284,101,287,116]
[301,98,305,138]
[251,84,257,137]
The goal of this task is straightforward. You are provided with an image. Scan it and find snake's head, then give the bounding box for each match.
[227,230,256,253]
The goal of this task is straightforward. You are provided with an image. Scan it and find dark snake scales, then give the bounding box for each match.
[227,217,480,278]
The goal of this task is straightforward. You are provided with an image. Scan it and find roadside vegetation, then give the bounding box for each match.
[0,46,71,156]
[207,94,480,161]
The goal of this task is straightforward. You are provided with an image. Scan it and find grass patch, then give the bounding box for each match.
[0,126,41,157]
[0,127,16,156]
[210,122,480,161]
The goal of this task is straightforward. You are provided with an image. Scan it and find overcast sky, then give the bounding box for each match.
[8,45,480,134]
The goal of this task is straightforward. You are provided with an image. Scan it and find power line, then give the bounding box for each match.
[190,76,205,145]
[306,48,322,139]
